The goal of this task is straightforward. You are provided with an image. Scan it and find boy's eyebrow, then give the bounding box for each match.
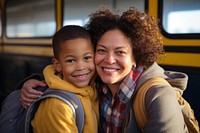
[64,54,76,58]
[85,51,94,54]
[63,52,94,58]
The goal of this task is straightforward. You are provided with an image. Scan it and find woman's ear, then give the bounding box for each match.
[132,60,136,68]
[52,58,62,72]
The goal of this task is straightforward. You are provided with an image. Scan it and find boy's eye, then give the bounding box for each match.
[84,55,93,62]
[85,56,92,60]
[66,59,75,63]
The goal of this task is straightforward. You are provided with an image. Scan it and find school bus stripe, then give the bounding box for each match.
[158,52,200,67]
[2,45,53,57]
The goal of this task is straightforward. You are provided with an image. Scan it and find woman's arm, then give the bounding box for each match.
[20,79,46,108]
[16,74,46,108]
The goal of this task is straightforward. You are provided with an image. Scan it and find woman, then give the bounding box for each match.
[19,7,188,133]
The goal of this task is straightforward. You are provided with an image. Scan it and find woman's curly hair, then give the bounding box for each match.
[85,7,164,68]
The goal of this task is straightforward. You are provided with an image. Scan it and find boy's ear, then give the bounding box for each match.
[52,58,62,72]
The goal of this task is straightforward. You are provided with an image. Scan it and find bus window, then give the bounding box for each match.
[5,0,56,38]
[63,0,144,26]
[162,0,200,34]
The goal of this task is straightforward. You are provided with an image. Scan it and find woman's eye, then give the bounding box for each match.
[96,49,106,54]
[116,51,126,55]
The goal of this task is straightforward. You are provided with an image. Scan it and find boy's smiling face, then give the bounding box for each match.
[53,38,95,88]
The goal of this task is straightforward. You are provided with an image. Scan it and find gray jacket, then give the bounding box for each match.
[126,62,188,133]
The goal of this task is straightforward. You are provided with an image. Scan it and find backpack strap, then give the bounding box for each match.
[133,77,170,132]
[176,91,200,133]
[25,88,84,133]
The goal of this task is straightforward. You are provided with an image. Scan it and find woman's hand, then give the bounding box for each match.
[20,79,46,108]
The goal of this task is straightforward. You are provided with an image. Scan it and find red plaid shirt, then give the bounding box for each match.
[98,67,143,133]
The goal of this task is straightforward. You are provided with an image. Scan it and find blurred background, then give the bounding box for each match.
[0,0,199,122]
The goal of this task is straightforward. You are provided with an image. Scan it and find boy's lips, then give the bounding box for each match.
[72,72,91,80]
[74,74,87,80]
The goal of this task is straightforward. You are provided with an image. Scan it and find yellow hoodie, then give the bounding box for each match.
[31,65,99,133]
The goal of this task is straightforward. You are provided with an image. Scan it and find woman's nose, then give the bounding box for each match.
[105,53,116,64]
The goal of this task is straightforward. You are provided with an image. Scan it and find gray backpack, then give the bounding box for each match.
[0,88,84,133]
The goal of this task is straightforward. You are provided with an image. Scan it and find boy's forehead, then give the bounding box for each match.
[60,38,93,52]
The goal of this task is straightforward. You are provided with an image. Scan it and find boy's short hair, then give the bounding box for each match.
[52,25,91,59]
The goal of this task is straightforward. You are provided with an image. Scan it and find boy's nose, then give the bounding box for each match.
[76,61,86,70]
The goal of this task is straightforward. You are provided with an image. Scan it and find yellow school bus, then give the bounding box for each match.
[0,0,199,121]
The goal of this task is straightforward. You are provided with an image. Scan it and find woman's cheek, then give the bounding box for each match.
[94,54,102,65]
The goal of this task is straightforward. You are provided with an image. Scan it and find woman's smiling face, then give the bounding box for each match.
[95,29,136,88]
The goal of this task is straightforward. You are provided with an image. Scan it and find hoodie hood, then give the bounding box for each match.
[137,62,188,94]
[164,71,188,94]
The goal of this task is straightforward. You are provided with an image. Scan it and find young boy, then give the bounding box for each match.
[31,25,99,133]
